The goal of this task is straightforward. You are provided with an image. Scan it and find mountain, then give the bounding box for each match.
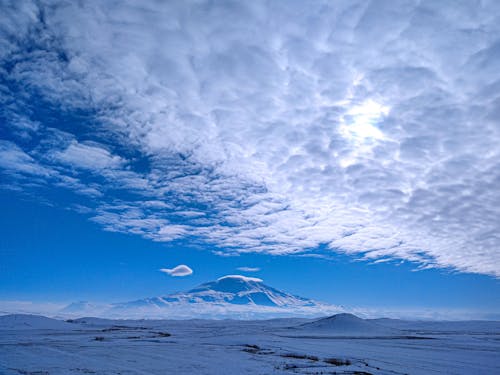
[61,275,343,319]
[59,301,105,315]
[115,275,317,308]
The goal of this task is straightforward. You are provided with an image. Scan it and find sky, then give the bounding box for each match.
[0,0,499,318]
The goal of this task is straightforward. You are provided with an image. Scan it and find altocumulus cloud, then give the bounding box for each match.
[160,265,193,277]
[0,1,500,276]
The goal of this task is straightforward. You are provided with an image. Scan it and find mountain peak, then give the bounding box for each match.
[188,274,267,295]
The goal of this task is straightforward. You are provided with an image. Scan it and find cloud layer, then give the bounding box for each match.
[1,1,500,276]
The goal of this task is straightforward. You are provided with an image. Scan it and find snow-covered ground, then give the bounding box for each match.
[1,313,499,374]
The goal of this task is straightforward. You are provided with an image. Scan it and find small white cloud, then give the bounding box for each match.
[237,267,260,272]
[159,264,193,277]
[218,275,262,283]
[50,141,124,170]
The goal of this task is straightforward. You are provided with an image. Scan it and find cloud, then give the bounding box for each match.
[0,141,52,177]
[0,300,66,316]
[159,265,193,277]
[218,275,263,283]
[237,267,261,272]
[1,1,500,276]
[50,141,124,171]
[1,298,497,320]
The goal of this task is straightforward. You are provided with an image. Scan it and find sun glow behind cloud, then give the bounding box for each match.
[340,99,389,142]
[338,99,390,167]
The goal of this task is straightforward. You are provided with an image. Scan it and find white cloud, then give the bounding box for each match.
[0,140,102,197]
[0,300,65,316]
[0,141,52,177]
[50,141,124,170]
[160,265,193,277]
[237,267,261,272]
[1,299,497,320]
[218,275,263,283]
[1,1,500,276]
[157,225,190,241]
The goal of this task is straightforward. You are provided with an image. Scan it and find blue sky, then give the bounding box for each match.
[1,1,500,318]
[1,191,499,318]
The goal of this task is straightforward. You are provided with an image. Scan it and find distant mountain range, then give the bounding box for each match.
[59,275,343,319]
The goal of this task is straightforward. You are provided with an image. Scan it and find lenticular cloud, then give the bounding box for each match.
[1,1,500,276]
[160,265,193,277]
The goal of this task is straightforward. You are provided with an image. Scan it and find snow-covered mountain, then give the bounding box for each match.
[114,275,317,309]
[59,301,105,315]
[60,275,343,319]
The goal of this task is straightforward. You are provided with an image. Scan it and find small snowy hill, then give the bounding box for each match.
[296,313,399,336]
[0,314,75,330]
[62,275,342,319]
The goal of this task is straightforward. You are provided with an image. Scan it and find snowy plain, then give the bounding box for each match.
[0,313,499,375]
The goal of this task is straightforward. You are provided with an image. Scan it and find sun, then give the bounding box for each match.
[339,99,389,142]
[337,99,390,168]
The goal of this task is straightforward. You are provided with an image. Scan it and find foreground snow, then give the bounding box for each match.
[0,314,499,374]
